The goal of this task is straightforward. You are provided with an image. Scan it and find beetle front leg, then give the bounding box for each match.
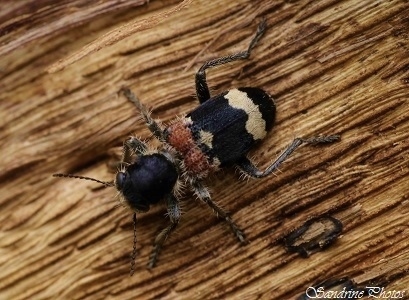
[148,194,181,268]
[120,87,166,142]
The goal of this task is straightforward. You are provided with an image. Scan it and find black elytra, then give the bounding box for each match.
[187,87,276,166]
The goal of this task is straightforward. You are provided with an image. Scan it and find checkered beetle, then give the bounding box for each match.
[54,19,339,272]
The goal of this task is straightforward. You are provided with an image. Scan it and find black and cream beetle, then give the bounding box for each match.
[54,19,339,272]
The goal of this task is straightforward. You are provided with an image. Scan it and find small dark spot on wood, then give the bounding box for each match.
[283,216,343,257]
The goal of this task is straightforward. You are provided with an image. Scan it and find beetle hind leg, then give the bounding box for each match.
[237,135,340,178]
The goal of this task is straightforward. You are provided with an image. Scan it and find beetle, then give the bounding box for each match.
[54,19,339,272]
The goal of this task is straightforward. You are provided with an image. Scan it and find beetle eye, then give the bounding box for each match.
[115,172,126,190]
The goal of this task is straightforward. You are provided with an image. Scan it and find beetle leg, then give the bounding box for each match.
[195,19,267,103]
[121,136,148,166]
[192,180,248,244]
[148,194,181,268]
[120,87,166,142]
[237,135,340,178]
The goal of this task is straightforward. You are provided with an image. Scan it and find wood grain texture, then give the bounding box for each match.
[1,0,408,299]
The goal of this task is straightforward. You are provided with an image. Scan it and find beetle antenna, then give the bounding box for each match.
[52,173,114,187]
[130,213,137,276]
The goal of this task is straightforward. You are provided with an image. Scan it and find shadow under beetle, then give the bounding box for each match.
[54,19,340,273]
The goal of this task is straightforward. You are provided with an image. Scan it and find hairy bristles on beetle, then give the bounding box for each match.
[53,18,340,274]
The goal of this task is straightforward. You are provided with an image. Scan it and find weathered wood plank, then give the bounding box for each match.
[1,0,408,299]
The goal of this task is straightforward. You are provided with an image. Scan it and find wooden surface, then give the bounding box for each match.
[1,0,409,299]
